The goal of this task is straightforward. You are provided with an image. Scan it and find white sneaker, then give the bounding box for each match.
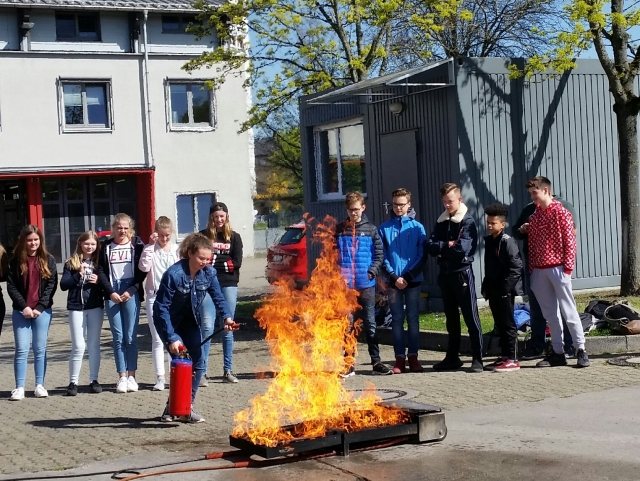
[116,377,128,394]
[10,387,25,401]
[34,385,48,398]
[127,376,138,392]
[153,376,165,391]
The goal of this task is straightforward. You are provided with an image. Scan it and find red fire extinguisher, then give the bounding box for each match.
[168,346,192,417]
[167,323,242,417]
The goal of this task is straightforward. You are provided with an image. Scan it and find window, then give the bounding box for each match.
[60,81,112,131]
[167,82,216,130]
[162,14,197,34]
[56,12,101,41]
[314,121,366,200]
[176,192,217,236]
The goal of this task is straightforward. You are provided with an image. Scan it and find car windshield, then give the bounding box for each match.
[279,227,305,246]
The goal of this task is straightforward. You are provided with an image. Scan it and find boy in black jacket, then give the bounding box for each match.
[481,204,522,372]
[427,183,483,372]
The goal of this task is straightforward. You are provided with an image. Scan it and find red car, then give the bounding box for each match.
[265,223,308,287]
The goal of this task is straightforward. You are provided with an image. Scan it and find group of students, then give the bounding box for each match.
[0,203,243,423]
[336,176,590,376]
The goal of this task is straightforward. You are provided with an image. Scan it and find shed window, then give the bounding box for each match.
[314,122,365,200]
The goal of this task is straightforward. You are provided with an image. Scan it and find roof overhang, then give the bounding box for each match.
[306,58,455,105]
[0,0,221,13]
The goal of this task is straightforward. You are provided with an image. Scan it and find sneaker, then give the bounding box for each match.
[494,359,521,372]
[127,376,139,392]
[565,345,576,359]
[484,357,507,371]
[153,376,166,391]
[339,365,356,378]
[160,404,174,423]
[433,357,464,371]
[223,370,239,383]
[34,385,48,398]
[576,349,590,368]
[199,377,209,387]
[520,347,545,361]
[10,387,25,401]
[177,405,205,424]
[372,362,393,375]
[536,352,568,368]
[470,359,483,373]
[116,377,128,394]
[407,355,424,373]
[89,380,103,394]
[66,383,78,396]
[391,356,406,374]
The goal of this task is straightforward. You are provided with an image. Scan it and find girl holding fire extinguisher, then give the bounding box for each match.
[153,233,234,423]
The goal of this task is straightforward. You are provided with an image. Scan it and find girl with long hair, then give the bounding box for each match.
[98,213,147,394]
[138,216,180,391]
[6,225,58,400]
[60,231,115,396]
[199,202,243,384]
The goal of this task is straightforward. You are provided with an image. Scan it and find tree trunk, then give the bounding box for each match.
[615,105,640,295]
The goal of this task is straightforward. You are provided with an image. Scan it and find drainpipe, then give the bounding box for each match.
[141,10,155,168]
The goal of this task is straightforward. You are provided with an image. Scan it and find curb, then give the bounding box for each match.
[236,316,640,356]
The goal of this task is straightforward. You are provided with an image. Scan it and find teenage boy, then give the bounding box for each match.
[524,176,589,368]
[335,191,392,377]
[514,192,578,359]
[378,188,427,374]
[481,203,522,372]
[427,183,483,373]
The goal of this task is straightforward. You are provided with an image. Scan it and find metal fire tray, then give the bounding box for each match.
[229,399,447,458]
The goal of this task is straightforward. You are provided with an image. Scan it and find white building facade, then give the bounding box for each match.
[0,0,255,266]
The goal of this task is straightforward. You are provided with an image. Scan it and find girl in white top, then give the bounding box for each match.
[138,216,180,390]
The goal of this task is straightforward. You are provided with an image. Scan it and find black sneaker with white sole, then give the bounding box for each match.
[372,362,393,375]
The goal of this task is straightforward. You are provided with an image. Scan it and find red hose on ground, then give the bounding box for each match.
[116,436,409,481]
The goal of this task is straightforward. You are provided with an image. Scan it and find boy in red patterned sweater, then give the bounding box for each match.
[522,176,590,368]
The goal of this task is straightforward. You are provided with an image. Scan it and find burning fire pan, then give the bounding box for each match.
[229,399,447,458]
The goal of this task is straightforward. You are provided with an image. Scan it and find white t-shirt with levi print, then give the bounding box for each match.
[109,241,135,281]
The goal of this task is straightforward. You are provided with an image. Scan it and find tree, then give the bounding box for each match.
[512,0,640,294]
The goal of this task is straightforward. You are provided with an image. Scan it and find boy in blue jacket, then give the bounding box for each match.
[427,183,483,372]
[336,191,392,377]
[378,188,427,374]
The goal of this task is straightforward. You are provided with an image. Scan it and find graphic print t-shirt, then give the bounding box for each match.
[109,241,135,281]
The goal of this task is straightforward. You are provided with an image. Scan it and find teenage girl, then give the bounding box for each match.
[99,213,147,394]
[138,216,180,391]
[199,202,243,384]
[60,231,115,396]
[7,225,58,400]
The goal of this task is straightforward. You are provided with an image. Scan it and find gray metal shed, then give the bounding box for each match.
[299,57,621,298]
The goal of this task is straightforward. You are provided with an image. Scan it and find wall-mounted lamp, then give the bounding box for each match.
[389,101,404,115]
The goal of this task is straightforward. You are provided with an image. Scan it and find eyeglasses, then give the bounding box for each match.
[393,203,408,208]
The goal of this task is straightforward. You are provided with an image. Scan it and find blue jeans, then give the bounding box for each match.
[525,267,574,351]
[349,286,380,364]
[201,286,237,373]
[388,285,421,358]
[106,278,140,373]
[13,309,52,388]
[171,313,204,403]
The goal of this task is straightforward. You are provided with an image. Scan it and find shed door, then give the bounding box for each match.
[380,130,420,222]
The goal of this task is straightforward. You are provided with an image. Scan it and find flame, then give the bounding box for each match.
[232,215,410,447]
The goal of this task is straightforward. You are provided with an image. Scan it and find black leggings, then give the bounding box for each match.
[0,300,5,338]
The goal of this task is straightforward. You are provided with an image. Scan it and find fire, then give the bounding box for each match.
[232,215,410,447]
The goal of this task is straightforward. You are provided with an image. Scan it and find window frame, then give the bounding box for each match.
[313,118,366,201]
[174,191,218,239]
[161,14,198,34]
[55,11,102,42]
[58,78,113,133]
[165,80,217,132]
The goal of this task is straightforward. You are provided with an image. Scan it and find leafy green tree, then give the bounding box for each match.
[512,0,640,294]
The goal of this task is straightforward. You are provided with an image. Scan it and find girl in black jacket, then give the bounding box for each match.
[7,225,58,401]
[98,213,147,394]
[60,231,115,396]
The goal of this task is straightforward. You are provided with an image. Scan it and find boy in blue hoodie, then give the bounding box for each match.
[378,188,427,374]
[427,183,483,373]
[335,191,392,377]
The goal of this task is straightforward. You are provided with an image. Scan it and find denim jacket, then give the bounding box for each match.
[152,260,232,346]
